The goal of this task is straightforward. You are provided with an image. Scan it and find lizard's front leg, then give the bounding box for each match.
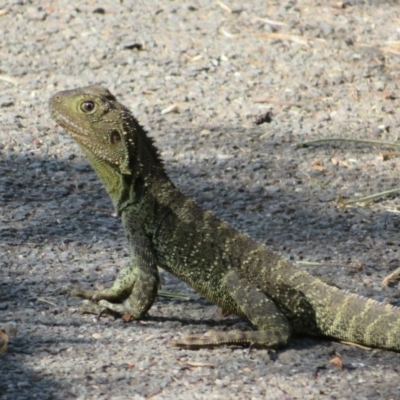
[98,266,158,318]
[69,265,138,302]
[70,235,159,319]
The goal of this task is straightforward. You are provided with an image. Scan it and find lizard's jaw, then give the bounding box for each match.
[49,104,91,144]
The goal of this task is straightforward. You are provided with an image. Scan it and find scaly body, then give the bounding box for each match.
[49,85,400,350]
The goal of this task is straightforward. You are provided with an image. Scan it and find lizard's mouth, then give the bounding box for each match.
[48,103,89,139]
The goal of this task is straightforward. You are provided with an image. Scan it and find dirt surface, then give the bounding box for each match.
[2,0,400,399]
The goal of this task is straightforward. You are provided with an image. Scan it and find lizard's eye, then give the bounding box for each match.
[80,101,96,113]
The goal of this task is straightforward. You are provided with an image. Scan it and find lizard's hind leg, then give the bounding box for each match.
[170,269,292,348]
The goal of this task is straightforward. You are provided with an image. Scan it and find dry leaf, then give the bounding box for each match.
[382,266,400,286]
[141,89,156,95]
[220,309,231,317]
[353,259,363,272]
[311,158,325,171]
[382,91,396,100]
[331,157,339,165]
[312,164,325,172]
[1,324,18,338]
[329,356,343,369]
[330,1,346,8]
[331,157,349,168]
[380,151,400,161]
[0,323,18,354]
[0,332,9,355]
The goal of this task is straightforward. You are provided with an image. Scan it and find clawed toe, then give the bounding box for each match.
[98,300,111,308]
[78,299,105,315]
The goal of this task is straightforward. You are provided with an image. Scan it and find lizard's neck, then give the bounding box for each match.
[81,137,167,215]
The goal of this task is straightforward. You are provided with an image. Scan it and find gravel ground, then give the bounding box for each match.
[2,0,400,399]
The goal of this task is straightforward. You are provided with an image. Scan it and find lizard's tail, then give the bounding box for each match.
[314,283,400,351]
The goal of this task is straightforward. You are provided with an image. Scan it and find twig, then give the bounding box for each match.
[0,75,18,86]
[253,97,304,107]
[218,27,325,46]
[158,291,190,300]
[253,16,287,27]
[216,0,232,13]
[338,188,400,206]
[296,261,323,265]
[254,32,326,46]
[296,260,362,271]
[339,340,372,350]
[295,137,400,149]
[37,297,58,307]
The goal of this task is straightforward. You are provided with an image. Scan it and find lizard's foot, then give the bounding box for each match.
[78,300,121,319]
[79,299,106,315]
[98,299,130,315]
[65,284,124,316]
[66,284,126,302]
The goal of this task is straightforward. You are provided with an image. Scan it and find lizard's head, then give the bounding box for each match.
[49,85,134,175]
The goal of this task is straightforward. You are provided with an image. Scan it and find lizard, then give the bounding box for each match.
[48,85,400,351]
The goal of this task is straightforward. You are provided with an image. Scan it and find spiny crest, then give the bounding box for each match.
[119,106,165,170]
